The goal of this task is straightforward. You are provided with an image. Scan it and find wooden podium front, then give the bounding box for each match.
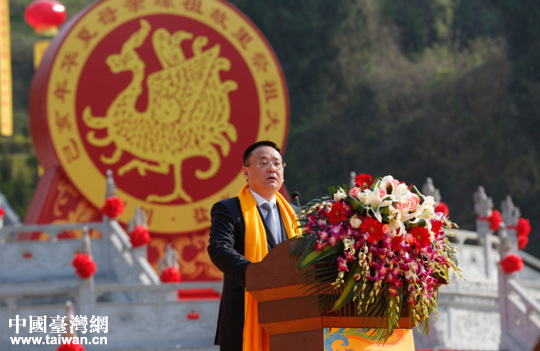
[246,239,415,351]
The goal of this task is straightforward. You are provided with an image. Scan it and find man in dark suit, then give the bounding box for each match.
[207,140,297,351]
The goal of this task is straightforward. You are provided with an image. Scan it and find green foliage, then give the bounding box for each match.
[13,171,28,207]
[0,155,12,183]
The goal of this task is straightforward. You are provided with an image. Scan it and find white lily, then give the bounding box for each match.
[350,215,362,228]
[343,238,354,250]
[334,188,347,201]
[391,183,412,202]
[417,196,436,219]
[359,188,392,222]
[359,188,392,209]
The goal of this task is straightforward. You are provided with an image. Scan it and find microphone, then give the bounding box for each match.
[291,191,301,210]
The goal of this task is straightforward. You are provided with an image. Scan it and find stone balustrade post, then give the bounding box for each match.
[497,194,522,350]
[77,227,96,317]
[473,186,495,279]
[501,195,519,253]
[128,206,149,261]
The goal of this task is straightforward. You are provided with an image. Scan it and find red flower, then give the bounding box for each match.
[327,201,349,224]
[407,226,431,248]
[360,217,385,244]
[337,256,349,272]
[391,235,404,251]
[314,241,326,252]
[354,173,374,189]
[129,225,151,247]
[434,202,449,216]
[72,253,97,279]
[100,196,125,218]
[516,218,531,238]
[57,342,84,351]
[0,207,5,218]
[431,220,444,236]
[489,210,502,231]
[160,266,181,283]
[499,254,524,274]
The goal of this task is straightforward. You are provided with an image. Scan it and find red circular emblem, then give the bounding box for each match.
[30,0,289,234]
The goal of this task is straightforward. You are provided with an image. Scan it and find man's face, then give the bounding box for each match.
[242,145,285,201]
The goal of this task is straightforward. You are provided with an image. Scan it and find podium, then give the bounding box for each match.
[246,239,415,351]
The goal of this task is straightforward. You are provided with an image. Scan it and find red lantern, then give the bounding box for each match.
[72,253,97,279]
[499,254,524,274]
[100,196,125,219]
[57,341,84,351]
[489,210,503,231]
[24,0,67,35]
[160,266,181,283]
[129,225,151,248]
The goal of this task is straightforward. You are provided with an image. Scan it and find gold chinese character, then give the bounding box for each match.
[55,111,72,133]
[232,27,252,49]
[62,139,80,163]
[125,0,145,12]
[182,0,203,14]
[264,109,279,131]
[252,52,268,72]
[60,52,78,73]
[210,8,228,30]
[54,80,71,103]
[155,0,174,8]
[194,206,209,224]
[262,80,278,103]
[76,28,99,49]
[98,7,118,25]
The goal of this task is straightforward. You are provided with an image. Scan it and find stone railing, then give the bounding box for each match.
[498,222,540,351]
[499,276,540,351]
[0,279,222,350]
[0,217,223,350]
[413,179,540,350]
[0,170,223,349]
[0,218,159,286]
[476,190,540,351]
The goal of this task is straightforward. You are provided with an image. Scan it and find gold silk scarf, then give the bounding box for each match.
[239,184,300,351]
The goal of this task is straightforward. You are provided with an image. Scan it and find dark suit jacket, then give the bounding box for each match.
[207,196,289,348]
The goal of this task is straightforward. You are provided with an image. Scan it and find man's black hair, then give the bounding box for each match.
[243,141,281,165]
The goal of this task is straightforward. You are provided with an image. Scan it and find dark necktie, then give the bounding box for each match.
[261,202,279,244]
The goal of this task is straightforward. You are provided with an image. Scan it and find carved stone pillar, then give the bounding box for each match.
[473,186,494,279]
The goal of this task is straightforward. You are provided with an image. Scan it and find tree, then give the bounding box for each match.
[0,144,12,182]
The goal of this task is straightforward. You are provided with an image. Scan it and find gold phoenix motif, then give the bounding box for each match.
[83,19,238,203]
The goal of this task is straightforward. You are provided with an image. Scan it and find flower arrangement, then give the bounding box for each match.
[289,173,461,343]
